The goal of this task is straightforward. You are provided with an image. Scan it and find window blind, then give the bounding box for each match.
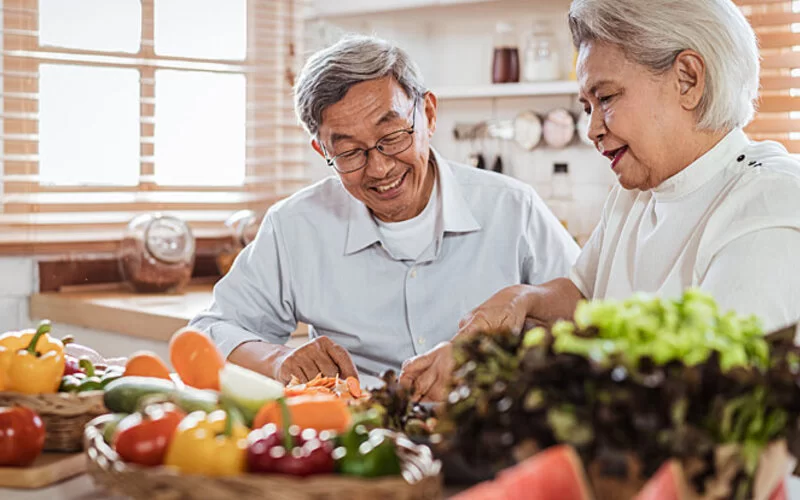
[0,0,309,251]
[738,0,800,153]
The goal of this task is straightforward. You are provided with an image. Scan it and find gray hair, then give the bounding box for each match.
[569,0,760,131]
[294,34,427,137]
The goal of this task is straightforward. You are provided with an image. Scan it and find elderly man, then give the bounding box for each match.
[190,35,579,398]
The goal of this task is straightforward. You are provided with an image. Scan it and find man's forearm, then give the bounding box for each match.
[524,278,585,326]
[227,340,292,380]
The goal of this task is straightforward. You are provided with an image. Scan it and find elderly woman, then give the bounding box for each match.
[455,0,800,342]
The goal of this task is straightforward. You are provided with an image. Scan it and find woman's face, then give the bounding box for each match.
[577,41,700,191]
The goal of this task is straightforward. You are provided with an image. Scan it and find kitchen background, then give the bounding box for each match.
[302,0,615,242]
[0,0,792,360]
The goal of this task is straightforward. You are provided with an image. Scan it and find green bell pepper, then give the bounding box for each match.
[58,359,122,393]
[335,425,401,478]
[100,368,123,388]
[59,374,83,392]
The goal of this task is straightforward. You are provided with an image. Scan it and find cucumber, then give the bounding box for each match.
[103,376,176,413]
[170,387,220,413]
[102,413,128,445]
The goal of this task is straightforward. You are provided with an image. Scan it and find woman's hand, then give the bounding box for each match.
[457,279,585,338]
[457,285,537,338]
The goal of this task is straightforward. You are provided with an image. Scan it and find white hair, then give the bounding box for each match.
[294,35,427,137]
[569,0,760,131]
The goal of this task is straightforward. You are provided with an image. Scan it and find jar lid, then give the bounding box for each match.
[144,215,195,265]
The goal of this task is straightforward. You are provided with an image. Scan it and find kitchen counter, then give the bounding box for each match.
[29,282,308,343]
[3,469,799,499]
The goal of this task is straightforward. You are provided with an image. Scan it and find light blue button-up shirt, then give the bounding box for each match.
[190,150,580,376]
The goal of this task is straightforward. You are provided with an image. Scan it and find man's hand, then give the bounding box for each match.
[273,336,359,384]
[399,341,454,402]
[457,284,536,338]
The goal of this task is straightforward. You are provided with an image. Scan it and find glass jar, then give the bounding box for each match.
[119,214,195,293]
[492,22,520,84]
[216,209,260,276]
[522,22,561,82]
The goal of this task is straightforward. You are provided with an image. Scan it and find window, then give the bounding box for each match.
[739,0,800,153]
[0,0,307,252]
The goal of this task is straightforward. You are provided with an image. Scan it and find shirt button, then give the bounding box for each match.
[409,268,417,278]
[417,337,426,345]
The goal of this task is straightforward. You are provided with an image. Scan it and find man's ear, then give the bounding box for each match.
[673,49,706,112]
[311,138,325,158]
[423,92,438,137]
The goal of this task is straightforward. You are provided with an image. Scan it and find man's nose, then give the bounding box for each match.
[364,148,394,178]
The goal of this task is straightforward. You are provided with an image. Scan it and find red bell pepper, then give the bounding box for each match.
[63,354,83,376]
[247,398,335,476]
[113,402,185,466]
[0,406,45,467]
[247,424,335,476]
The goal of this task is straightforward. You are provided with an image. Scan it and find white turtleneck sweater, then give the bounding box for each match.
[571,128,800,332]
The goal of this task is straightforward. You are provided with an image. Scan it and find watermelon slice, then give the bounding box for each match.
[768,481,786,500]
[634,459,789,500]
[452,445,592,500]
[634,460,689,500]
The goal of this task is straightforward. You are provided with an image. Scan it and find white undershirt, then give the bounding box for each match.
[570,128,800,332]
[375,177,440,261]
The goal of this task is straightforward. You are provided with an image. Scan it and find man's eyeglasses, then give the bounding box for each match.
[322,97,419,174]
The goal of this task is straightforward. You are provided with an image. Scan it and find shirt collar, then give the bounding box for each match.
[652,128,749,201]
[344,148,481,255]
[433,148,482,235]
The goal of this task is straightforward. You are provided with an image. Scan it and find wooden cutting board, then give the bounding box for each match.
[0,453,85,489]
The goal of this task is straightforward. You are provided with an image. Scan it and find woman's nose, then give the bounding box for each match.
[587,108,606,146]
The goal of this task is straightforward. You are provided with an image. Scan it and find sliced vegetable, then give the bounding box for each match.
[124,351,172,380]
[169,328,225,390]
[219,363,284,426]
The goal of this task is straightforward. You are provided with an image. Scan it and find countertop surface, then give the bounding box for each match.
[29,282,308,342]
[2,470,799,499]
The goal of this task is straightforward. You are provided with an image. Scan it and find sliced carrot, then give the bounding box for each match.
[168,327,225,390]
[123,351,172,379]
[346,376,362,398]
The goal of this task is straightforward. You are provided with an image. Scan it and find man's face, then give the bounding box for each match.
[313,76,438,223]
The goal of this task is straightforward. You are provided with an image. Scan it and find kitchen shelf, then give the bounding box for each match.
[434,81,579,100]
[306,0,500,20]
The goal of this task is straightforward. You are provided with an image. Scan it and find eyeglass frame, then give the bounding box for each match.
[318,95,421,174]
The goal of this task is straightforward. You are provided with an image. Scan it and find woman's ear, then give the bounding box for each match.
[673,49,706,112]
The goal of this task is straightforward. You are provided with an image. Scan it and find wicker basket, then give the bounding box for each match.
[85,414,444,500]
[0,390,106,452]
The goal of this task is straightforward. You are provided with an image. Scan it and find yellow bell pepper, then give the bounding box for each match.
[0,345,10,391]
[0,321,65,394]
[164,409,247,476]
